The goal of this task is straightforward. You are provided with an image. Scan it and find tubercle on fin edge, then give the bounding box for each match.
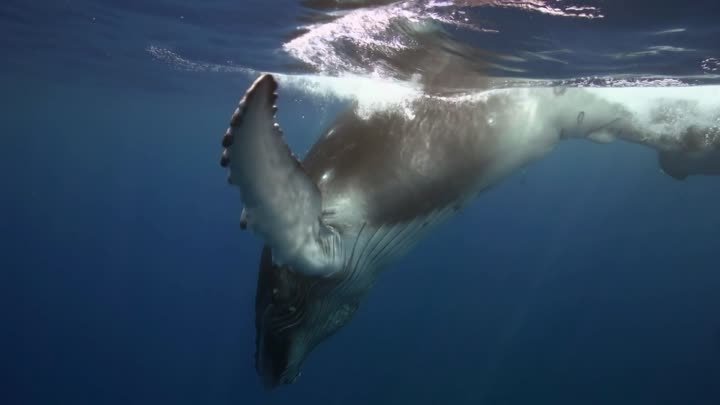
[218,74,322,237]
[220,74,279,170]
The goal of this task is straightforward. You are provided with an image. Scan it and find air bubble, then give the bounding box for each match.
[701,58,719,73]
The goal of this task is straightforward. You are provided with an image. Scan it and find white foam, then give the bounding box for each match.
[146,46,423,117]
[282,4,427,76]
[584,86,720,140]
[282,1,602,77]
[146,45,719,125]
[146,45,253,74]
[272,73,423,119]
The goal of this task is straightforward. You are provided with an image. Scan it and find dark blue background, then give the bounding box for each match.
[3,1,720,404]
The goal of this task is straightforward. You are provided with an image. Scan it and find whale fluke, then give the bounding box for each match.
[220,74,343,276]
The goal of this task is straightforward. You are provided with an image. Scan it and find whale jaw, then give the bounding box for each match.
[254,246,310,389]
[254,245,361,390]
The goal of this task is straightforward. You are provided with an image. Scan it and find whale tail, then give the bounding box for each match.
[220,74,342,276]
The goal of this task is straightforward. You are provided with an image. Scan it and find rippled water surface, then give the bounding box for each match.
[4,0,720,88]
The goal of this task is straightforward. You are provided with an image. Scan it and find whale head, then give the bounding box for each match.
[254,245,359,389]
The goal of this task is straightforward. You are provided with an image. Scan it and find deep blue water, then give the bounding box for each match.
[3,1,720,404]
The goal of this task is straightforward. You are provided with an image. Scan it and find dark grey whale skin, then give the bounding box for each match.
[659,150,720,180]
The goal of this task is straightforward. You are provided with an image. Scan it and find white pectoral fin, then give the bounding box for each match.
[220,74,341,276]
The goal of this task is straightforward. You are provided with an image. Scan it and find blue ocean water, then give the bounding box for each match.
[3,1,720,404]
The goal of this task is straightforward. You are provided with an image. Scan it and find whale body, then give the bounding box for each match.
[219,74,720,388]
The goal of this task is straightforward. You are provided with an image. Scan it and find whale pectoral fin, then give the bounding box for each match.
[220,74,341,276]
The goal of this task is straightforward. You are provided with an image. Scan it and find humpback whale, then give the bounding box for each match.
[220,74,720,388]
